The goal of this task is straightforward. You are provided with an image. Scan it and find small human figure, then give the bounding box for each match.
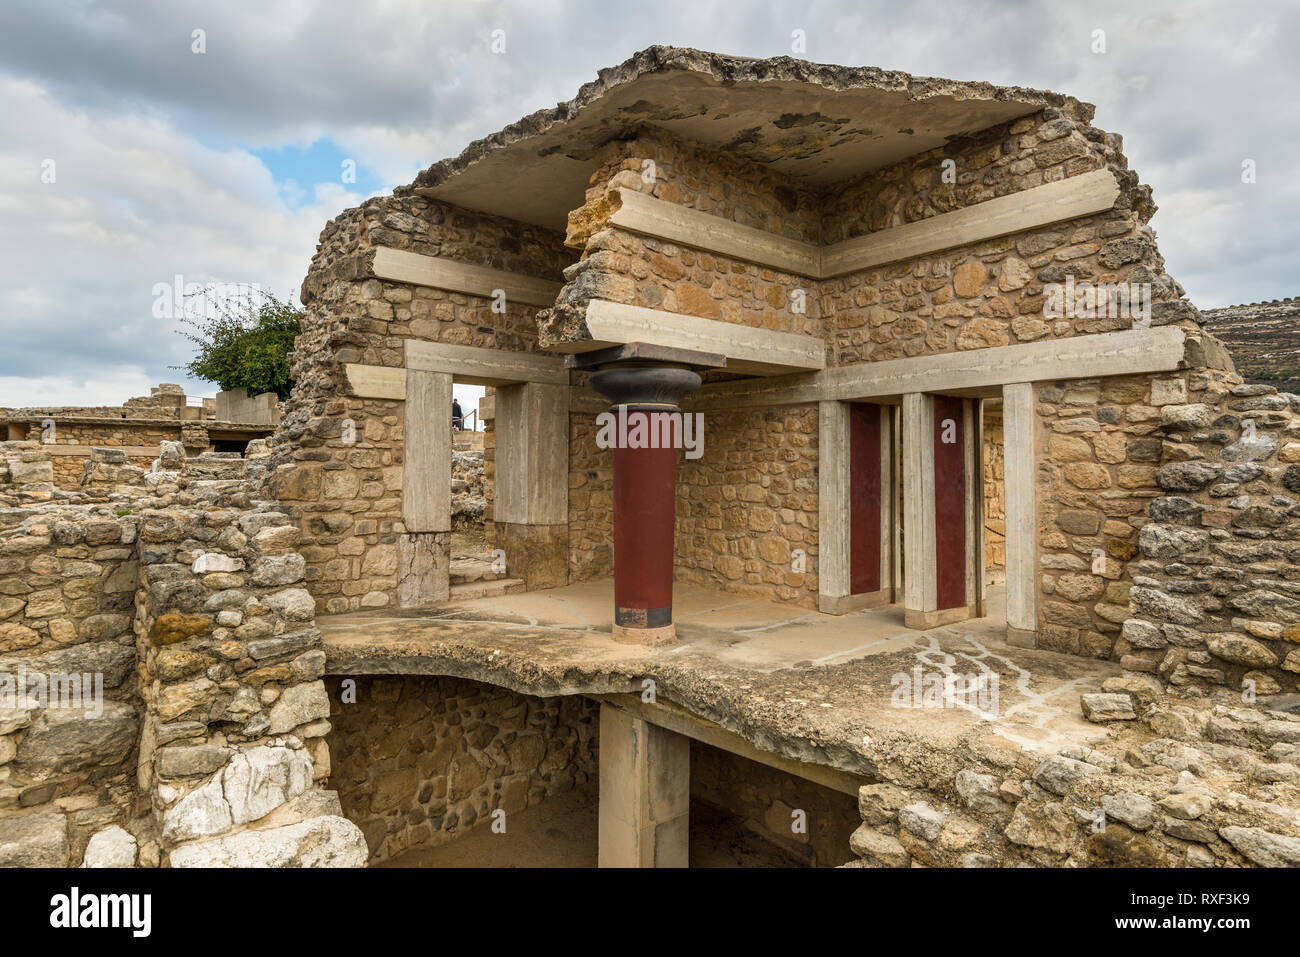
[451,398,464,431]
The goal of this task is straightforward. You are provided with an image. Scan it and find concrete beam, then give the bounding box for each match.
[547,299,825,376]
[402,369,453,533]
[1002,382,1037,647]
[494,381,568,525]
[345,364,405,400]
[371,246,562,308]
[819,169,1120,276]
[608,187,820,276]
[684,326,1190,411]
[598,702,689,868]
[406,340,567,386]
[595,171,1118,279]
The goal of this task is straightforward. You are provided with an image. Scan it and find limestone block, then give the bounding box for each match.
[168,815,368,867]
[0,811,68,867]
[81,825,138,867]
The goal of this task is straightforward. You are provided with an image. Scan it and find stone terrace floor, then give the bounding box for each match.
[319,582,1123,784]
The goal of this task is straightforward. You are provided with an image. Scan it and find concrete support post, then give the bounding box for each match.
[818,400,851,613]
[400,369,453,607]
[1003,382,1037,647]
[598,703,690,868]
[902,392,937,626]
[494,381,570,590]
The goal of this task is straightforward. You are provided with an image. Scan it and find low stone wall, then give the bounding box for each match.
[0,446,367,867]
[325,675,598,863]
[846,686,1300,868]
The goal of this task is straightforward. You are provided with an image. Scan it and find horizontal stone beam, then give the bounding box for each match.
[608,187,820,276]
[345,364,405,400]
[371,246,562,308]
[680,325,1190,411]
[820,168,1120,276]
[598,170,1120,279]
[406,340,567,386]
[546,299,825,376]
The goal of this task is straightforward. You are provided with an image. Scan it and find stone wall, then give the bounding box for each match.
[324,675,598,863]
[847,686,1300,868]
[0,446,367,867]
[0,502,139,866]
[675,405,819,605]
[1119,377,1300,696]
[270,191,573,614]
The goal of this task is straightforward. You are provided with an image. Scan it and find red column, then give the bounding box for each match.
[849,403,883,595]
[589,365,702,645]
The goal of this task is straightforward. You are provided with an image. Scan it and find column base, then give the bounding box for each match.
[612,623,678,646]
[904,605,974,630]
[1005,625,1037,648]
[819,589,892,615]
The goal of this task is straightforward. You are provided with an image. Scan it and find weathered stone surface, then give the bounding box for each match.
[223,746,314,825]
[168,814,367,867]
[1101,791,1154,830]
[1032,755,1101,795]
[81,825,137,867]
[898,801,945,841]
[267,681,331,734]
[1081,693,1137,722]
[0,812,68,867]
[848,824,910,867]
[1219,826,1300,867]
[16,702,138,773]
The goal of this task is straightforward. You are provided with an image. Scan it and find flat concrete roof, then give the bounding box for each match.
[320,581,1118,784]
[411,46,1070,231]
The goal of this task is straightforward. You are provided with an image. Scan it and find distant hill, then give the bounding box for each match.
[1201,298,1300,393]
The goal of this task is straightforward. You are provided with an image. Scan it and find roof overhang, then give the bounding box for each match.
[411,46,1068,231]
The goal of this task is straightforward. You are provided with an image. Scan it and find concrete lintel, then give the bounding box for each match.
[371,246,562,308]
[345,364,406,400]
[406,340,568,386]
[547,299,825,376]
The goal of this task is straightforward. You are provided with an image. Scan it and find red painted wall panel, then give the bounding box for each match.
[849,403,882,595]
[932,396,966,611]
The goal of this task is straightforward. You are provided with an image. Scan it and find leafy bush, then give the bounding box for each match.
[175,290,302,400]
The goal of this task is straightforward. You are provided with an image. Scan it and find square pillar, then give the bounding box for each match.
[1002,382,1037,647]
[400,369,453,607]
[818,401,850,613]
[493,381,569,590]
[902,393,937,626]
[598,703,690,867]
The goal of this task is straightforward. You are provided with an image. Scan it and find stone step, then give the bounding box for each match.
[449,558,507,585]
[448,578,525,601]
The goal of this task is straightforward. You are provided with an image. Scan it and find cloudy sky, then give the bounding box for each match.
[1,0,1297,408]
